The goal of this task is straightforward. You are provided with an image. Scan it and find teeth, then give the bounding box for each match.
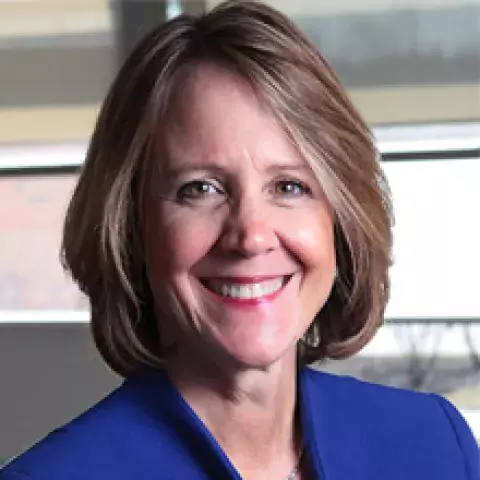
[207,278,285,299]
[252,283,263,297]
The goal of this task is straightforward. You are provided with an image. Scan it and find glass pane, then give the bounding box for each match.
[324,157,480,417]
[0,172,87,310]
[384,158,480,319]
[0,0,114,144]
[0,1,113,311]
[207,0,480,125]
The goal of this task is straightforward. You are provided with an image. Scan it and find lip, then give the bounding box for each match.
[199,275,293,308]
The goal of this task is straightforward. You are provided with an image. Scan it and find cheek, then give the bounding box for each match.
[143,206,222,274]
[280,208,335,270]
[281,209,336,318]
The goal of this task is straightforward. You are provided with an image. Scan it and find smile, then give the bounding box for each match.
[201,276,291,302]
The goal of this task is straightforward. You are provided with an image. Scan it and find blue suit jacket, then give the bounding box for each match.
[1,367,478,479]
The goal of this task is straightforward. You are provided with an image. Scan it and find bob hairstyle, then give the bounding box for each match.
[61,0,393,377]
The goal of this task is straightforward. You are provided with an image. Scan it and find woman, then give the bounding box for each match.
[1,1,478,479]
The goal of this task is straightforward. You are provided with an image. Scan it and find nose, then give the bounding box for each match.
[219,196,279,258]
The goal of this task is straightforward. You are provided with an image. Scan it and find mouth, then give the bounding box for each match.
[200,275,292,302]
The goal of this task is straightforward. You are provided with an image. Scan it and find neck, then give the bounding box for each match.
[166,347,302,479]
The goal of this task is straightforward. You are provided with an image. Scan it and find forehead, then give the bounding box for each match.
[159,63,304,172]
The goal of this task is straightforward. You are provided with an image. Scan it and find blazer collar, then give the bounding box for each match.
[131,366,356,480]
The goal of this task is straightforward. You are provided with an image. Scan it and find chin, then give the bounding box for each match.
[213,337,298,371]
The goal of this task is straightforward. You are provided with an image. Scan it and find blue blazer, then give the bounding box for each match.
[1,367,478,479]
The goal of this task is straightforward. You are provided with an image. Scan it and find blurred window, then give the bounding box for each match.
[0,0,114,144]
[1,1,479,317]
[208,0,480,125]
[0,0,114,311]
[384,157,480,319]
[0,171,87,311]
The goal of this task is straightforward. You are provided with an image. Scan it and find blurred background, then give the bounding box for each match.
[0,0,479,464]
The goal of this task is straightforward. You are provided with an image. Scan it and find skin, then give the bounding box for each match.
[142,63,336,479]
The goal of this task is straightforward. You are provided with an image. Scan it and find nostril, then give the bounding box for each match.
[218,224,279,258]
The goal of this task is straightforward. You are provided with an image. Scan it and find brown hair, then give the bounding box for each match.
[61,0,393,377]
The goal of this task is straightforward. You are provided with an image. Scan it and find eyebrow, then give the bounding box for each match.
[162,162,313,179]
[265,164,312,174]
[161,164,227,179]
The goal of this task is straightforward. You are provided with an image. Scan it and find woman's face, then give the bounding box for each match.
[143,64,336,369]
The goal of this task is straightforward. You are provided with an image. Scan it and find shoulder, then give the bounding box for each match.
[301,367,479,479]
[0,373,175,480]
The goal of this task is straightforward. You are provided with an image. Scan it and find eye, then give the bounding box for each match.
[177,180,224,201]
[274,179,311,197]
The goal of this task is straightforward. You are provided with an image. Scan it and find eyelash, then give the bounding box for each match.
[177,180,223,200]
[273,179,311,197]
[176,178,312,202]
